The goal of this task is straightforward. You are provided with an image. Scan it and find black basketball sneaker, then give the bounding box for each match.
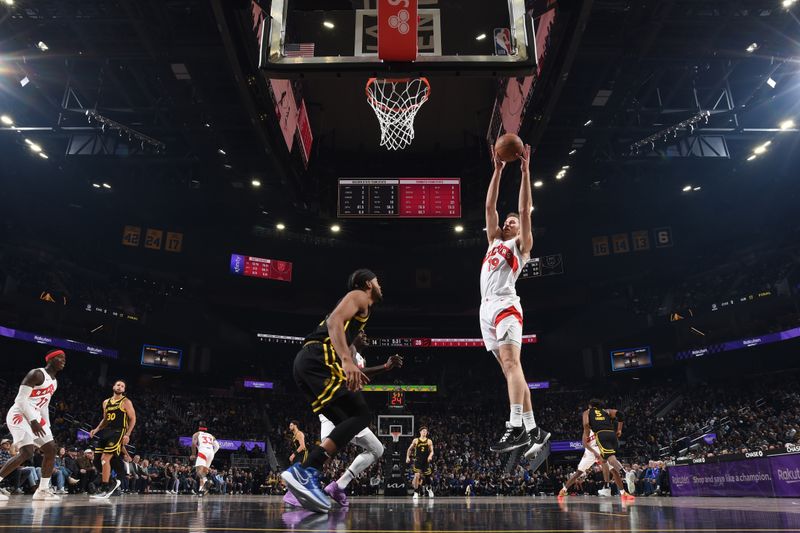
[490,422,531,453]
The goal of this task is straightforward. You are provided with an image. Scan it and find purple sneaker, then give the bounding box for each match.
[283,490,301,507]
[323,481,349,507]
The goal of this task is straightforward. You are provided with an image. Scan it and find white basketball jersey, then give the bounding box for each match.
[480,237,526,300]
[197,431,219,451]
[19,368,57,415]
[354,351,366,369]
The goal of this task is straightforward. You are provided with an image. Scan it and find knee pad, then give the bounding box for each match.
[353,431,384,459]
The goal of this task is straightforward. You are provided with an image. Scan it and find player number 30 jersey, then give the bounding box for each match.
[480,237,527,301]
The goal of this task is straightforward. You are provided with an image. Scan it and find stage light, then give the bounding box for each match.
[783,0,796,8]
[779,119,795,130]
[533,180,543,188]
[745,43,759,53]
[476,34,487,41]
[562,165,570,169]
[682,185,692,192]
[569,149,577,155]
[753,141,771,155]
[2,0,14,6]
[747,154,757,161]
[276,223,285,230]
[92,183,101,188]
[331,224,340,233]
[583,119,593,126]
[323,21,335,29]
[0,115,13,126]
[28,143,42,152]
[217,148,226,155]
[38,152,48,159]
[20,76,29,87]
[556,170,566,180]
[454,225,464,233]
[693,187,701,191]
[102,183,111,189]
[767,77,777,89]
[36,41,49,52]
[251,179,261,187]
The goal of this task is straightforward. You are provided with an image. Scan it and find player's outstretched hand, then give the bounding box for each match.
[343,359,369,391]
[30,420,45,438]
[385,354,404,370]
[518,144,531,176]
[491,145,506,172]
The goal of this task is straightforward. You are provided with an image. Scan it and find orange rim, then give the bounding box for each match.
[365,77,431,114]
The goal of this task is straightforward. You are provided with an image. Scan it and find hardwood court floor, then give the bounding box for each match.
[1,494,799,532]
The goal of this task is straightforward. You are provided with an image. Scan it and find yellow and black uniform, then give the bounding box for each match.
[588,407,618,459]
[95,396,129,454]
[292,433,308,464]
[413,437,432,475]
[294,310,369,413]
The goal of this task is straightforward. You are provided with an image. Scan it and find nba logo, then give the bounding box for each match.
[494,28,512,56]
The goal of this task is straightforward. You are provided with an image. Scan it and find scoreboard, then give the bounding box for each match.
[230,254,292,282]
[338,178,461,218]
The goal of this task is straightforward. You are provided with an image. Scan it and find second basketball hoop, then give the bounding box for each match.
[366,77,430,150]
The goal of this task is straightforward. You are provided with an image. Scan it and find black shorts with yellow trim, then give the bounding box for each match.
[95,428,125,455]
[412,461,432,476]
[595,430,619,460]
[294,342,349,414]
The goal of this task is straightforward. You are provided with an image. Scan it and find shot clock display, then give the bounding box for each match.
[387,390,405,409]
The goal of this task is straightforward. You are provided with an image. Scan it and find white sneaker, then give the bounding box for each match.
[412,492,419,501]
[33,490,61,501]
[597,488,612,497]
[427,488,434,498]
[0,493,8,501]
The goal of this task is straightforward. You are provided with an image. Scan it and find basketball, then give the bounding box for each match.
[494,133,524,162]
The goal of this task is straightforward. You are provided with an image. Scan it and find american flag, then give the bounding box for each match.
[285,43,315,57]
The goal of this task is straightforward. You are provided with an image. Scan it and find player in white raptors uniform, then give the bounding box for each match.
[482,144,550,458]
[0,349,66,501]
[191,422,220,496]
[558,430,612,497]
[283,331,402,508]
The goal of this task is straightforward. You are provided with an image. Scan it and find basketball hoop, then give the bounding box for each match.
[390,429,402,443]
[365,77,430,150]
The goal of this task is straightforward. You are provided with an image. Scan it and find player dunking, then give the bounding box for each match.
[89,379,137,499]
[482,144,550,457]
[583,399,635,501]
[191,422,219,496]
[0,349,66,501]
[558,428,612,498]
[406,426,434,500]
[281,269,381,513]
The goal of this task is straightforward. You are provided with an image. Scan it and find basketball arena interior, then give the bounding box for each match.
[1,0,800,531]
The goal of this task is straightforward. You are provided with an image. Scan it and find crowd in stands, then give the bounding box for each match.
[1,361,800,497]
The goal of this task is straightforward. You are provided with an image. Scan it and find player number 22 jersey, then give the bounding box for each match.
[480,237,527,301]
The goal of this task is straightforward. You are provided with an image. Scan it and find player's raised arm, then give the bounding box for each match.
[486,146,505,243]
[517,144,533,255]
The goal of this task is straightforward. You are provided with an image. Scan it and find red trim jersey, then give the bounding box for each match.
[480,237,527,301]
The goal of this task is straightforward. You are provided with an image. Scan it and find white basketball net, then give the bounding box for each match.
[366,78,430,150]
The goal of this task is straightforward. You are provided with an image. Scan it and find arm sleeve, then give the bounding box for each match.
[14,386,40,422]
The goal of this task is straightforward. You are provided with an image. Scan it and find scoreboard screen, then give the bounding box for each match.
[230,254,292,282]
[141,344,182,369]
[610,346,653,371]
[338,178,461,218]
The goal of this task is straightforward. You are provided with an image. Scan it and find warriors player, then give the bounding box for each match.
[281,269,382,513]
[558,429,612,497]
[482,144,550,457]
[89,379,137,499]
[288,421,307,465]
[284,330,402,508]
[584,399,635,501]
[406,426,434,500]
[191,422,219,496]
[0,349,66,501]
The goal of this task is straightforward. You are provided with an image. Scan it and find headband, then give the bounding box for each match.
[45,349,65,362]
